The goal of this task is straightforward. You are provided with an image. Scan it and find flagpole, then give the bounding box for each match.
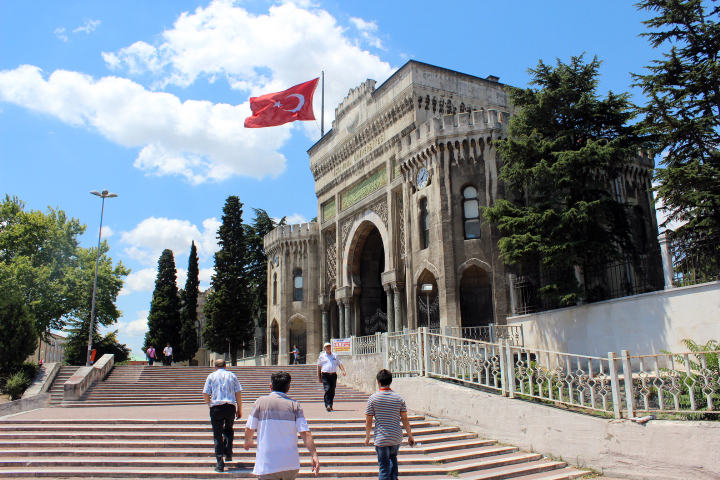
[321,71,325,137]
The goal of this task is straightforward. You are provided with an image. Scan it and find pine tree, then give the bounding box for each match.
[144,249,182,362]
[483,55,642,305]
[246,209,279,332]
[203,197,254,365]
[633,0,720,240]
[178,241,200,363]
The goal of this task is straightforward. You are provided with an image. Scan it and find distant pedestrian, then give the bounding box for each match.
[146,346,156,366]
[203,358,243,472]
[163,343,173,365]
[364,369,415,480]
[244,371,319,479]
[317,342,346,412]
[289,345,300,365]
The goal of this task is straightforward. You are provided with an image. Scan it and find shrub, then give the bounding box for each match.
[4,371,30,400]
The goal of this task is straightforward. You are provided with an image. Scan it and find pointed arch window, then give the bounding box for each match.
[419,198,430,249]
[462,185,481,239]
[272,273,278,305]
[293,268,303,301]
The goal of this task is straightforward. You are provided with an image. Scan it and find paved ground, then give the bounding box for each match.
[3,401,370,421]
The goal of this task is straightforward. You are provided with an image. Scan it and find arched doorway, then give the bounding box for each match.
[460,265,493,328]
[270,321,279,366]
[288,316,307,364]
[416,270,439,329]
[357,227,387,335]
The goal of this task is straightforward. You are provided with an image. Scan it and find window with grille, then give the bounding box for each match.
[293,268,303,301]
[420,198,430,249]
[462,185,481,239]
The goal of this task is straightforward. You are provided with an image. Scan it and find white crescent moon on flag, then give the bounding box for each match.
[285,93,305,112]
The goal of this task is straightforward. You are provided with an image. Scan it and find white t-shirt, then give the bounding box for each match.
[163,346,173,356]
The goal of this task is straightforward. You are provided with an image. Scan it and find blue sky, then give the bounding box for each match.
[0,0,663,356]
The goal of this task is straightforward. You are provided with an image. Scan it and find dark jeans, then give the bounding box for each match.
[164,355,172,365]
[376,444,400,480]
[148,358,154,365]
[209,403,236,459]
[321,372,337,407]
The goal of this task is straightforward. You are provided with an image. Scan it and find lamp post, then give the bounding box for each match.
[86,189,118,366]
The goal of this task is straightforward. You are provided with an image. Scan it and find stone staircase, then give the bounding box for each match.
[48,366,81,406]
[53,365,368,407]
[0,417,585,479]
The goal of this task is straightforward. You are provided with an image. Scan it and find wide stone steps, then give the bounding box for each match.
[0,418,586,479]
[47,366,81,405]
[48,365,367,407]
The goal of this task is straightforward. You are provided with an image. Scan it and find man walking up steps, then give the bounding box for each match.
[203,359,243,472]
[364,369,415,480]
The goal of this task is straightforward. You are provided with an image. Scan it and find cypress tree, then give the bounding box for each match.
[633,0,720,240]
[246,209,278,332]
[178,241,200,363]
[144,249,182,362]
[483,55,641,305]
[203,196,254,366]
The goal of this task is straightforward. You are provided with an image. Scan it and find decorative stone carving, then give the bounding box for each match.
[325,229,337,287]
[396,192,405,259]
[340,168,387,211]
[370,198,388,229]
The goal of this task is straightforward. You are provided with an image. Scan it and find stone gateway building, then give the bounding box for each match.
[264,61,660,366]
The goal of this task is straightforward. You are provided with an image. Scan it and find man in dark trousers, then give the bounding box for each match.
[316,342,346,412]
[203,359,243,472]
[364,369,415,480]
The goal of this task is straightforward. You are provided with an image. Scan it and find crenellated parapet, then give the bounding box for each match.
[264,222,319,259]
[333,79,377,126]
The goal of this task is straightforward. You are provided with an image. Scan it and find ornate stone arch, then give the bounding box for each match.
[412,260,441,287]
[287,313,308,327]
[342,209,390,287]
[456,258,493,277]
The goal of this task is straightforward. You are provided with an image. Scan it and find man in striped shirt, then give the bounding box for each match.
[364,369,415,480]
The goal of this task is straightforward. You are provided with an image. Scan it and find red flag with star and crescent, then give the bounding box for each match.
[244,78,319,128]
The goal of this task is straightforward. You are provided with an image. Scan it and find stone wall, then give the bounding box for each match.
[392,376,719,480]
[508,280,720,356]
[338,352,384,394]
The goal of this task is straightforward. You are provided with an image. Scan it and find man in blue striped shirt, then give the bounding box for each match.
[203,359,243,472]
[364,369,415,480]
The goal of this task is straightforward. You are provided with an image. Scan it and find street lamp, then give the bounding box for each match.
[421,284,433,329]
[86,189,118,366]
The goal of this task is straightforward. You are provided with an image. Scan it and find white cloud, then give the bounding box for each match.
[54,27,68,43]
[285,213,309,225]
[119,267,157,296]
[2,2,394,183]
[349,17,384,50]
[199,267,214,287]
[0,66,289,182]
[115,310,150,336]
[73,19,101,34]
[101,225,114,238]
[119,216,220,266]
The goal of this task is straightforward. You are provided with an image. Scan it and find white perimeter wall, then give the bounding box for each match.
[507,281,720,356]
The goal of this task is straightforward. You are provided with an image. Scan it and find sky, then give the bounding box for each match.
[0,0,667,357]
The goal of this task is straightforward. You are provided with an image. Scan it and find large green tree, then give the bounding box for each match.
[634,0,720,239]
[483,55,641,305]
[178,241,200,363]
[246,209,281,332]
[144,249,182,361]
[0,265,37,374]
[203,196,254,365]
[63,243,130,365]
[0,195,85,334]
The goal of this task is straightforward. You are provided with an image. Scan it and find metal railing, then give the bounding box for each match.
[447,325,524,346]
[346,327,719,419]
[672,234,720,287]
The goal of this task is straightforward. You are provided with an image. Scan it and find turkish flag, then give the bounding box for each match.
[244,78,319,128]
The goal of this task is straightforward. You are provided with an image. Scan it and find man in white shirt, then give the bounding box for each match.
[244,371,319,480]
[203,359,243,472]
[316,342,346,412]
[163,343,173,365]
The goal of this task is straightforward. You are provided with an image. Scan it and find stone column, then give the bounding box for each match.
[338,300,346,338]
[393,283,404,333]
[658,233,674,289]
[344,299,352,337]
[507,273,518,317]
[321,307,330,343]
[384,284,395,333]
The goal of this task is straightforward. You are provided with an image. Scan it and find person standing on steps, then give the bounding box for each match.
[203,358,243,473]
[289,345,300,365]
[316,342,346,412]
[364,369,415,480]
[146,345,156,366]
[244,371,320,480]
[163,342,173,365]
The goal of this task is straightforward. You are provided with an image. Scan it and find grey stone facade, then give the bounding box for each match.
[264,60,660,366]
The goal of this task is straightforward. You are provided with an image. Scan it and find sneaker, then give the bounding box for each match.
[225,454,232,462]
[215,458,224,472]
[326,405,332,412]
